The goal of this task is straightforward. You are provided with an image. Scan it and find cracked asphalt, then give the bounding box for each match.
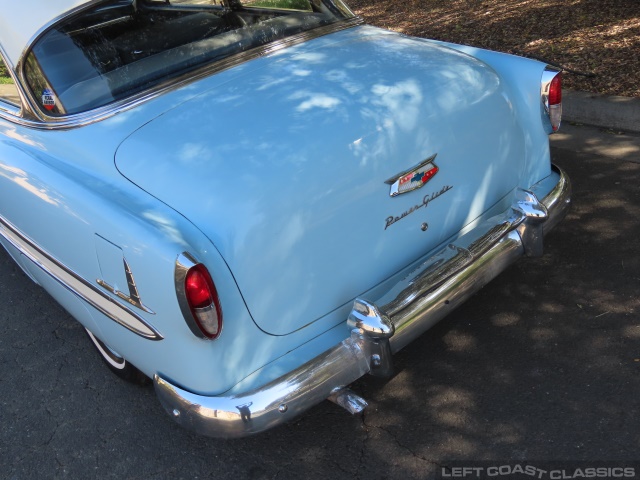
[1,125,639,479]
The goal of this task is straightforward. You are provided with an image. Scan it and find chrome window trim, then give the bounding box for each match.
[0,213,163,340]
[12,5,363,130]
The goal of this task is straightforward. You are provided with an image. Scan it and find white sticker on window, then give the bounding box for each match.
[42,89,56,111]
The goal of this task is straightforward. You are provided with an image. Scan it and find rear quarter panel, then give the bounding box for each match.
[0,113,288,395]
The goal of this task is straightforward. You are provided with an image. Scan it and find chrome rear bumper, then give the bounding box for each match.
[154,166,571,438]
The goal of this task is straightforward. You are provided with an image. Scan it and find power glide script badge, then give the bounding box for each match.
[385,185,453,230]
[385,154,439,197]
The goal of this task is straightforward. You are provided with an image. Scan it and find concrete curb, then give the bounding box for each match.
[564,89,640,133]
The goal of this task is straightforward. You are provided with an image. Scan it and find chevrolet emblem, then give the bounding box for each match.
[385,154,439,197]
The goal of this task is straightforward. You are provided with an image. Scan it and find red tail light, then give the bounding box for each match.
[548,74,562,106]
[541,68,562,133]
[186,266,215,308]
[176,253,223,340]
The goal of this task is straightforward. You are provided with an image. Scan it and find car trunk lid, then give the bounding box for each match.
[115,27,526,335]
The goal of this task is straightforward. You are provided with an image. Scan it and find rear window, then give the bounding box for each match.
[24,0,354,116]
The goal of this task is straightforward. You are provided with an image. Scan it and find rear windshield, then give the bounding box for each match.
[24,0,354,116]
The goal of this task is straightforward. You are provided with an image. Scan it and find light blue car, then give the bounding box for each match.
[0,0,569,437]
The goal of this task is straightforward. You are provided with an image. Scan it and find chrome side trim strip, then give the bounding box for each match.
[0,214,163,340]
[154,166,571,438]
[11,16,363,130]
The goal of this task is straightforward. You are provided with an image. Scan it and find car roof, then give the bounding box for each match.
[0,0,94,68]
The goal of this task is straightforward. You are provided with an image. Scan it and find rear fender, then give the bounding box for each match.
[428,41,553,186]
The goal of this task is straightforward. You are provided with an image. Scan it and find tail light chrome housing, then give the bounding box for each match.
[541,67,562,133]
[175,252,223,340]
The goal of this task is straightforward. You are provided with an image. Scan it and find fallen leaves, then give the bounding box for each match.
[348,0,640,97]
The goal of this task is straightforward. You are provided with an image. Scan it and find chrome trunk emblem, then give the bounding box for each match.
[385,154,439,197]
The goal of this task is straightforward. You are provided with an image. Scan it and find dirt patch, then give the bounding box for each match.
[348,0,640,98]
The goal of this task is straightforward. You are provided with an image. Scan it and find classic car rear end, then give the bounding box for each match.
[0,0,569,437]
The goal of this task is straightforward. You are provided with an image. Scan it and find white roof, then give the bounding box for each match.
[0,0,93,67]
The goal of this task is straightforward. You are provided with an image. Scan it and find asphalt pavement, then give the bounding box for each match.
[1,122,639,479]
